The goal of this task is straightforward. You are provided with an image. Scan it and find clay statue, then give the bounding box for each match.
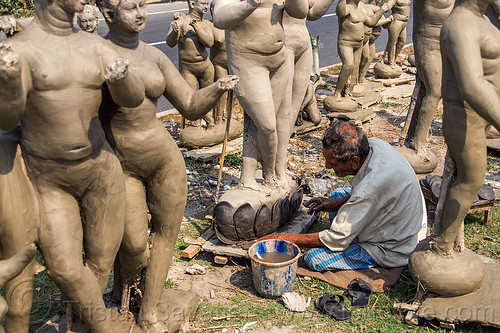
[0,16,23,37]
[324,0,389,113]
[485,0,500,29]
[409,0,500,296]
[284,0,334,129]
[357,0,391,84]
[166,0,215,128]
[0,244,36,333]
[213,0,308,192]
[0,0,146,330]
[179,3,244,149]
[77,4,99,33]
[395,0,455,173]
[97,0,238,329]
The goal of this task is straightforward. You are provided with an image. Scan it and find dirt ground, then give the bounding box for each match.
[157,46,500,332]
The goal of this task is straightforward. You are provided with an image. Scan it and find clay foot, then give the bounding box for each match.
[237,180,271,195]
[395,145,438,174]
[0,244,36,285]
[352,84,367,98]
[323,95,358,113]
[374,62,402,79]
[409,239,485,297]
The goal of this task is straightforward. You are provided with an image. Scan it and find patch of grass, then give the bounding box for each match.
[376,101,406,108]
[316,83,333,90]
[487,155,500,173]
[224,152,243,170]
[164,278,178,289]
[464,204,500,261]
[328,65,342,73]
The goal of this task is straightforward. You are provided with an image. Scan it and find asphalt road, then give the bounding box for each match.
[7,2,413,112]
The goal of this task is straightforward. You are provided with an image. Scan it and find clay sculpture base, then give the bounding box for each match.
[323,96,358,113]
[352,84,367,98]
[395,146,438,174]
[374,62,403,79]
[407,54,416,67]
[180,119,244,149]
[417,263,500,329]
[35,289,200,333]
[409,239,485,297]
[214,186,303,244]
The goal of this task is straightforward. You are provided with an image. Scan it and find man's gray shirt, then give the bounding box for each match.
[319,138,426,267]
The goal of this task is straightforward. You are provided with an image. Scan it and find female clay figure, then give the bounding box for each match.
[384,0,410,65]
[333,0,389,100]
[77,4,99,33]
[97,0,238,329]
[410,0,500,296]
[283,0,335,133]
[0,0,145,330]
[213,0,308,192]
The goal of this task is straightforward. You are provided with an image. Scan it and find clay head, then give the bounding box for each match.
[189,0,211,15]
[97,0,147,32]
[44,0,87,14]
[321,121,369,177]
[77,5,99,33]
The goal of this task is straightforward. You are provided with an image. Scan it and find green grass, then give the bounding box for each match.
[376,101,407,108]
[224,152,243,170]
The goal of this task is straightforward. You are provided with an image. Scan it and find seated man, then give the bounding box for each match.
[264,120,426,271]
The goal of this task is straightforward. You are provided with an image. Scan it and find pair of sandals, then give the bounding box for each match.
[315,278,372,320]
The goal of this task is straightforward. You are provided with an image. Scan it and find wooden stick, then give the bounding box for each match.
[215,89,234,203]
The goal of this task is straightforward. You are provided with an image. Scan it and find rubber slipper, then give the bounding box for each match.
[315,293,352,320]
[348,278,372,308]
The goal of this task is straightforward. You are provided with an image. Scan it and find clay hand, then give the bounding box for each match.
[171,21,180,33]
[247,0,262,8]
[381,3,390,11]
[217,75,239,90]
[0,16,17,37]
[0,43,21,81]
[104,58,130,83]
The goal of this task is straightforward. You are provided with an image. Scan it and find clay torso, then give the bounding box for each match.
[210,24,227,68]
[283,13,309,55]
[99,42,176,177]
[338,4,366,43]
[226,0,286,54]
[177,16,210,62]
[442,13,500,108]
[414,0,454,40]
[392,0,410,21]
[11,24,108,161]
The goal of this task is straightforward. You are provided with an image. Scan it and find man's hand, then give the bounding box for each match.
[303,196,350,214]
[217,75,239,90]
[259,233,295,242]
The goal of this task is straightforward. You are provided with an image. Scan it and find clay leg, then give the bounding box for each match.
[386,20,405,64]
[213,64,228,123]
[199,61,215,127]
[350,43,364,93]
[117,175,148,280]
[433,109,488,254]
[302,83,321,125]
[180,66,202,127]
[37,189,114,332]
[0,297,6,333]
[289,46,313,130]
[411,46,442,152]
[395,26,407,62]
[334,42,355,96]
[234,64,280,188]
[273,55,294,188]
[138,148,187,330]
[358,40,371,83]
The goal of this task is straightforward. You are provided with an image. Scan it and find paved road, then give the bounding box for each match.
[6,2,413,112]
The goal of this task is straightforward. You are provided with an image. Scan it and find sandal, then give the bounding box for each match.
[315,293,352,320]
[348,278,372,308]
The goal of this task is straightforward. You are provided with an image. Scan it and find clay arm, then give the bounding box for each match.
[442,28,500,132]
[191,21,215,48]
[213,0,261,29]
[159,56,238,120]
[336,0,349,19]
[364,3,390,27]
[307,0,335,20]
[166,20,181,47]
[491,0,500,15]
[375,14,391,27]
[101,46,145,107]
[0,44,27,130]
[285,0,309,19]
[259,232,324,248]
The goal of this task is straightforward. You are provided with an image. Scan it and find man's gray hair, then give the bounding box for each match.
[322,120,370,161]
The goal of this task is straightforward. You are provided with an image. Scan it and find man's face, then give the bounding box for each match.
[322,147,357,178]
[115,0,148,33]
[191,0,211,14]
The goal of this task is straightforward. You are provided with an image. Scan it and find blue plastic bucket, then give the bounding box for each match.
[248,239,301,297]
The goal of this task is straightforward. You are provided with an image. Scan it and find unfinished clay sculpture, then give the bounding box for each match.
[98,0,238,329]
[212,0,309,243]
[409,0,500,296]
[323,0,389,113]
[395,0,454,173]
[0,0,146,329]
[77,5,99,33]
